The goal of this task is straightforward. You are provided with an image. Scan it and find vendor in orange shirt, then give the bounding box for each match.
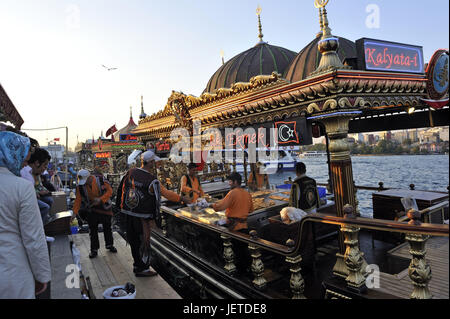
[180,163,205,203]
[210,172,253,233]
[248,161,269,191]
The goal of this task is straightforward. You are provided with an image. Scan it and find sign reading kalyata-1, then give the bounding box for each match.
[356,38,424,74]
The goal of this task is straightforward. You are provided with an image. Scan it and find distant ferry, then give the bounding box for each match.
[298,151,327,158]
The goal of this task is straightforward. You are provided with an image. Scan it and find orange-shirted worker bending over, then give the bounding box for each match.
[180,163,204,203]
[210,172,253,233]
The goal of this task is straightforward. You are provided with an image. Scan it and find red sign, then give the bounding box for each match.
[356,38,424,74]
[95,152,111,158]
[156,142,170,152]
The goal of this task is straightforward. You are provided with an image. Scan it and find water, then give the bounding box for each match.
[266,155,449,218]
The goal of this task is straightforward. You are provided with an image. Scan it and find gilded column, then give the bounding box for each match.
[221,234,237,275]
[285,239,306,299]
[406,210,432,299]
[319,115,358,278]
[248,230,267,290]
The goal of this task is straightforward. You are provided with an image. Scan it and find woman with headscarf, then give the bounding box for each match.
[0,131,51,299]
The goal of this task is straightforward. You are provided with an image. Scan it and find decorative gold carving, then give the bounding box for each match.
[332,253,349,278]
[406,233,432,299]
[221,234,237,275]
[248,230,267,290]
[285,239,306,299]
[161,213,167,237]
[342,223,367,291]
[325,289,352,299]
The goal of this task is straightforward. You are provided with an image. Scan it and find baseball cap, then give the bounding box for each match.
[77,169,90,186]
[142,150,161,163]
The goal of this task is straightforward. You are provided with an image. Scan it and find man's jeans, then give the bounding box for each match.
[38,196,53,224]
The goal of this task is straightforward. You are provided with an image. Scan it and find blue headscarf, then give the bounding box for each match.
[0,131,30,176]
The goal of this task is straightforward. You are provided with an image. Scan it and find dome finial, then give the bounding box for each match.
[130,105,133,119]
[220,49,225,65]
[140,95,147,119]
[309,0,349,77]
[256,5,264,44]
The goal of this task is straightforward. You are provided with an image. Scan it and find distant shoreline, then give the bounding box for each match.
[351,154,448,157]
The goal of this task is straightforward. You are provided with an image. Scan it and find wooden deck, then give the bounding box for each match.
[72,232,181,299]
[377,236,449,299]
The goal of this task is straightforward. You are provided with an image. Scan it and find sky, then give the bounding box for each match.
[0,0,449,150]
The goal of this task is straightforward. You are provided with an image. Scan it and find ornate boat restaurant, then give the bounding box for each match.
[125,0,449,300]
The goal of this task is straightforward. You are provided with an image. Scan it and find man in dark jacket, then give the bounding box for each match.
[116,150,190,277]
[289,162,320,212]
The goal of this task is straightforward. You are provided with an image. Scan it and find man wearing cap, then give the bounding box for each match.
[117,150,190,277]
[73,167,116,258]
[180,163,205,203]
[210,172,253,232]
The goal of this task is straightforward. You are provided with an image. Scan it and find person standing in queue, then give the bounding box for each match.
[117,150,190,277]
[0,131,51,298]
[180,163,204,203]
[210,172,253,233]
[72,166,117,258]
[289,162,320,212]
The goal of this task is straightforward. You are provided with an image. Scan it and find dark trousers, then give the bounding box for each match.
[125,215,148,271]
[87,212,113,251]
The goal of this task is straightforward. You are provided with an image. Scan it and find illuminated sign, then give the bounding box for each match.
[356,38,424,74]
[95,152,112,158]
[155,141,171,153]
[426,49,449,100]
[119,134,138,142]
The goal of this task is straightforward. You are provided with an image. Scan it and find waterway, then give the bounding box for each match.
[268,155,449,218]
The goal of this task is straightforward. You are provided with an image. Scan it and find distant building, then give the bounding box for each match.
[439,127,449,142]
[368,134,375,145]
[43,142,65,163]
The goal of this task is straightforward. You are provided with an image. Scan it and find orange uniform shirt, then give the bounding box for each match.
[212,187,253,231]
[248,172,268,190]
[73,175,112,216]
[180,175,204,202]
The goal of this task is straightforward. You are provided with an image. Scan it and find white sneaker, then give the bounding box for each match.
[46,236,55,242]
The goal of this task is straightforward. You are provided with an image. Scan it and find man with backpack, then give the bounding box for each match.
[73,167,117,258]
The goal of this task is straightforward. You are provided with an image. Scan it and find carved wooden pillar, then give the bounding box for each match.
[285,239,306,299]
[221,234,237,275]
[161,213,167,237]
[318,115,358,278]
[248,230,267,290]
[406,210,432,299]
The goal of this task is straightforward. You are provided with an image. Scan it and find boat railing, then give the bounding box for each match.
[160,204,448,298]
[317,181,449,194]
[397,200,449,224]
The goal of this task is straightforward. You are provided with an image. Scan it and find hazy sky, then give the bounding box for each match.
[1,0,448,150]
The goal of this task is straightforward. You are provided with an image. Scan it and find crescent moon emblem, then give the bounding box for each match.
[279,124,290,142]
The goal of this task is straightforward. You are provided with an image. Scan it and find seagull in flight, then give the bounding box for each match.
[102,64,118,71]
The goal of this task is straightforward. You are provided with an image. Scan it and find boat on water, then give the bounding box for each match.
[125,1,450,300]
[298,151,328,158]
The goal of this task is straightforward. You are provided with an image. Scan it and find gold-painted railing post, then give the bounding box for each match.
[248,230,267,290]
[341,205,367,293]
[285,239,306,299]
[161,213,167,237]
[406,209,432,299]
[221,234,237,275]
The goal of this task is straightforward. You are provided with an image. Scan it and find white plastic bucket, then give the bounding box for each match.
[103,285,136,299]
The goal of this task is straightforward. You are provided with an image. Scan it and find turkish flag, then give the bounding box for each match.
[106,124,118,137]
[54,138,60,142]
[275,121,299,144]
